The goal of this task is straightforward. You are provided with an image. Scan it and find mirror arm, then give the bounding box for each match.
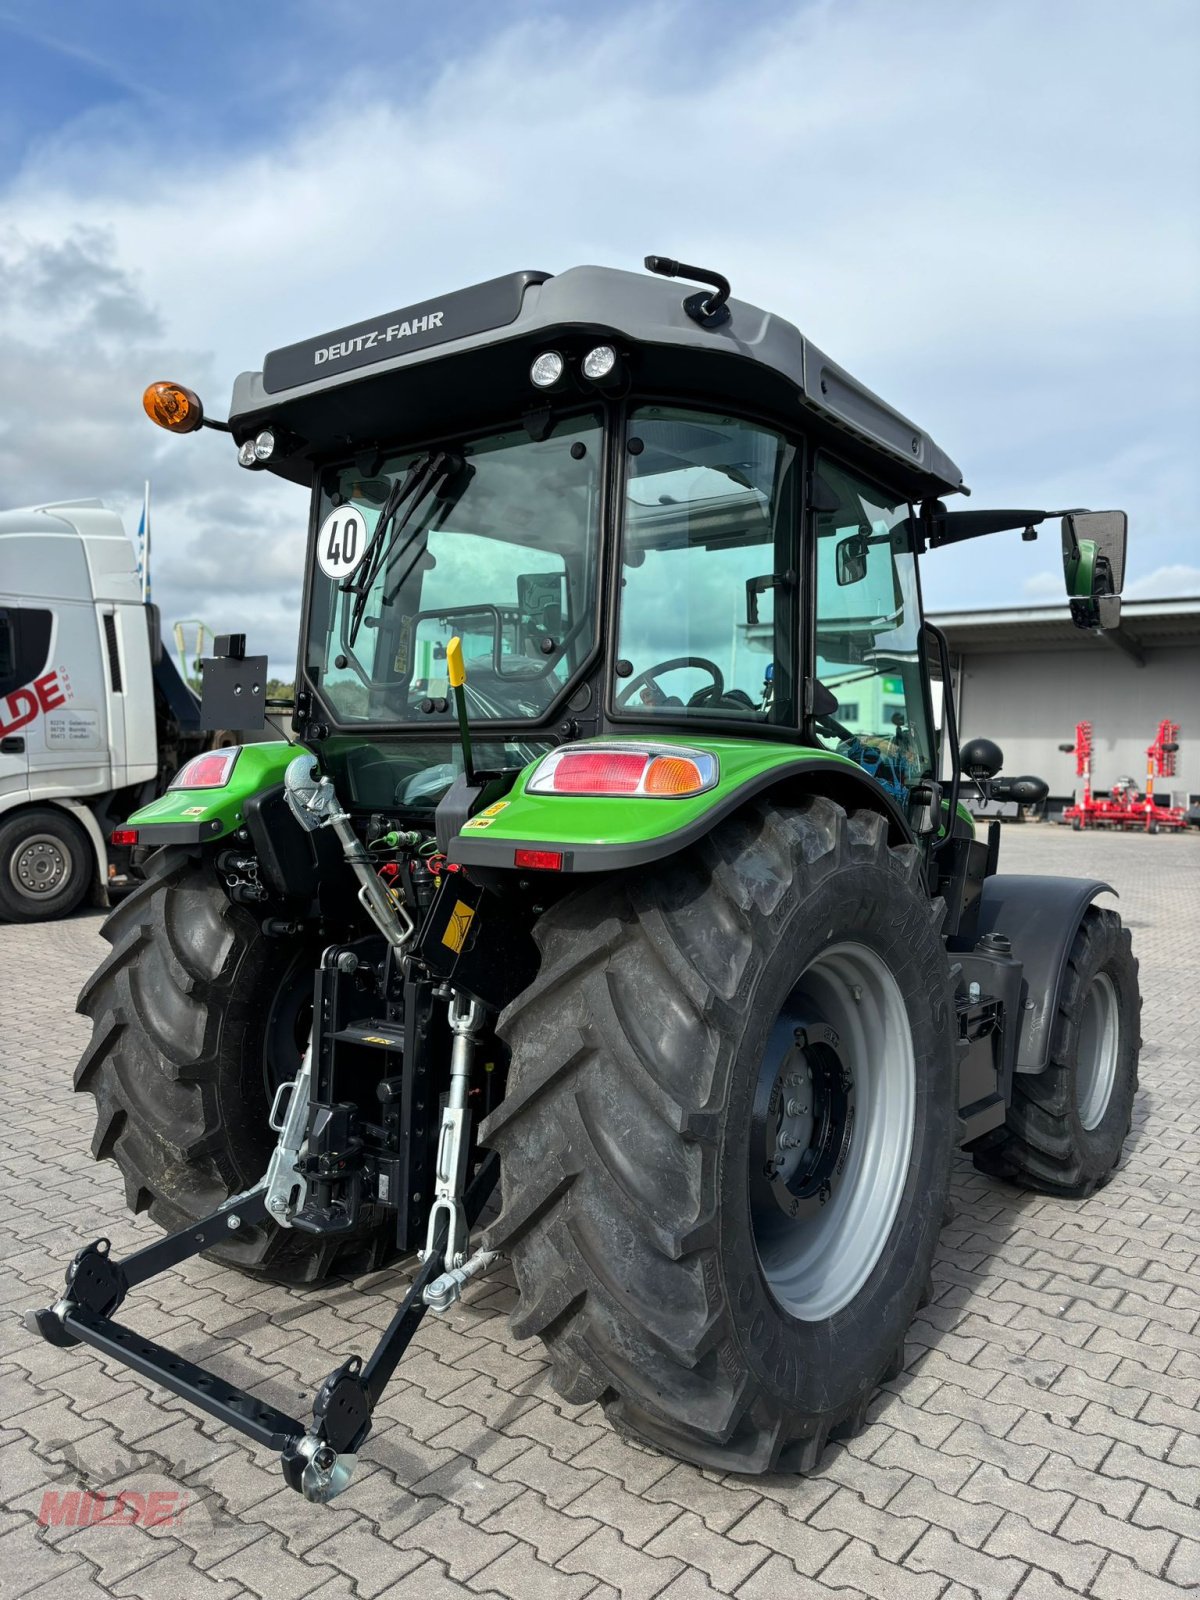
[923,508,1059,548]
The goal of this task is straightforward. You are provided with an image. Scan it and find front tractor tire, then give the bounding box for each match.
[484,796,957,1473]
[74,847,391,1282]
[972,907,1140,1196]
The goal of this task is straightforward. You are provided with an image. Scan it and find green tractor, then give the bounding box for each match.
[31,257,1140,1501]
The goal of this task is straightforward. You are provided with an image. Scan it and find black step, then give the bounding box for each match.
[332,1022,405,1052]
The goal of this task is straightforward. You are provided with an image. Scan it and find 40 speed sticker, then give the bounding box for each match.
[316,504,370,580]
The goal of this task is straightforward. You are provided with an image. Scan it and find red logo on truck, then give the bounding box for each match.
[0,669,70,737]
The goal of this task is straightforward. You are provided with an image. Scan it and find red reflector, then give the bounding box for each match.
[110,828,138,847]
[550,750,648,794]
[514,848,564,871]
[170,747,240,790]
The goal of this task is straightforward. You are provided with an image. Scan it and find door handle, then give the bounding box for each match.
[0,736,24,754]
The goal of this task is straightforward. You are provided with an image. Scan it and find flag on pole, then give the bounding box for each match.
[138,480,151,604]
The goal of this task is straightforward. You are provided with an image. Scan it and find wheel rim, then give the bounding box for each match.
[1076,971,1119,1130]
[750,941,916,1322]
[9,833,72,900]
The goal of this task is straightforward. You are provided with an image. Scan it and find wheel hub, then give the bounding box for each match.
[754,1017,856,1223]
[11,835,70,898]
[749,941,917,1322]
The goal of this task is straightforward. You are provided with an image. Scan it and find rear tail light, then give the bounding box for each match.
[644,755,706,794]
[110,828,138,847]
[169,747,241,790]
[545,750,648,794]
[527,744,717,798]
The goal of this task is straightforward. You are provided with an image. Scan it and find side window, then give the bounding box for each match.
[813,459,932,805]
[0,607,53,699]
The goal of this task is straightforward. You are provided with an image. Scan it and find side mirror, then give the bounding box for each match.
[836,533,868,587]
[1062,510,1127,631]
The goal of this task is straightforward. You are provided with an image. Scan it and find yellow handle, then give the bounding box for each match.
[446,635,466,689]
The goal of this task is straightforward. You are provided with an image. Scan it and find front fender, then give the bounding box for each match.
[448,737,915,874]
[973,873,1116,1073]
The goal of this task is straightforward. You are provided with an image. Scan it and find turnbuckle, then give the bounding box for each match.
[421,991,486,1269]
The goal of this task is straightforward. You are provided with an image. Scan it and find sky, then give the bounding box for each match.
[1,0,1197,675]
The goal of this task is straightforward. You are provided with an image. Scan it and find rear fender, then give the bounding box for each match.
[123,741,306,845]
[972,874,1115,1073]
[448,738,914,876]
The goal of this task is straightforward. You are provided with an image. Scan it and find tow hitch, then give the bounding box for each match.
[26,1154,498,1501]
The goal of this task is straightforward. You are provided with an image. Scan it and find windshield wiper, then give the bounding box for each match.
[344,451,455,648]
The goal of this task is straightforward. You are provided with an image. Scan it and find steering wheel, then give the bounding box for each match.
[616,656,724,708]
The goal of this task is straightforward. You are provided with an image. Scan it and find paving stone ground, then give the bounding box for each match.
[0,824,1197,1600]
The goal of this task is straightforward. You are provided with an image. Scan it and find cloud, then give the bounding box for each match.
[1125,564,1200,599]
[0,0,1196,675]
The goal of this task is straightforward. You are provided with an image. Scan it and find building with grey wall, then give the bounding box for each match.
[930,597,1200,807]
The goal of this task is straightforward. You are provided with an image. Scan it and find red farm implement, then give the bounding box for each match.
[1061,719,1187,832]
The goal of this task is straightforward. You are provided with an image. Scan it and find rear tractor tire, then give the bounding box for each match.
[972,907,1140,1196]
[74,846,393,1282]
[484,796,957,1473]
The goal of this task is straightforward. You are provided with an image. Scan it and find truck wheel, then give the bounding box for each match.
[484,796,957,1472]
[972,907,1139,1196]
[75,846,392,1282]
[0,806,92,922]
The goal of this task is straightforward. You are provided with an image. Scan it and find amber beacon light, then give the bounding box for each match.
[142,380,205,433]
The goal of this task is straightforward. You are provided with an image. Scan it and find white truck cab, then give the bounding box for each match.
[0,501,203,921]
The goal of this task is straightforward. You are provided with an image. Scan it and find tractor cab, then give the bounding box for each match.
[142,258,1126,852]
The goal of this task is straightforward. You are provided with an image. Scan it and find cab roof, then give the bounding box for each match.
[229,264,965,498]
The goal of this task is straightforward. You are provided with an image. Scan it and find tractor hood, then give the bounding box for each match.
[228,265,965,500]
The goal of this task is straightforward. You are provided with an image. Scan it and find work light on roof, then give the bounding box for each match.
[237,439,258,468]
[253,429,276,461]
[530,350,564,389]
[582,344,617,381]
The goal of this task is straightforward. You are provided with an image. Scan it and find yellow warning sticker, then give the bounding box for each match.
[182,805,208,816]
[463,815,495,830]
[442,899,476,954]
[480,800,510,817]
